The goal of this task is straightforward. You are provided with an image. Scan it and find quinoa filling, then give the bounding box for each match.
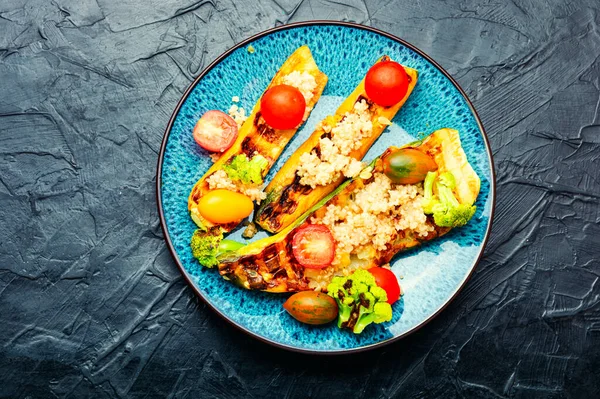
[216,72,319,202]
[228,71,318,130]
[206,169,266,203]
[306,172,434,290]
[296,100,373,188]
[281,70,318,103]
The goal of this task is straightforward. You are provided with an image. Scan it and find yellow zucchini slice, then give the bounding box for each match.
[255,56,418,233]
[188,45,328,232]
[218,128,481,293]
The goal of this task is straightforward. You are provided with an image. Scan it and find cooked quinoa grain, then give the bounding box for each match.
[306,172,434,289]
[296,100,373,188]
[227,104,247,127]
[377,116,393,126]
[206,169,266,203]
[281,71,317,103]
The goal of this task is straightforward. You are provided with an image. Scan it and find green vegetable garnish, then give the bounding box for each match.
[190,229,244,268]
[326,269,393,334]
[222,154,269,185]
[217,239,245,256]
[422,171,476,228]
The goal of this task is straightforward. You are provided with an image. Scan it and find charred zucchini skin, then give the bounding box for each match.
[254,57,419,234]
[219,177,355,292]
[188,46,328,232]
[219,128,481,293]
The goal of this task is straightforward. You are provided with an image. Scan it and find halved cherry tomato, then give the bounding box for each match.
[260,84,306,130]
[292,224,335,269]
[365,61,409,107]
[198,189,253,224]
[193,110,238,153]
[368,267,401,304]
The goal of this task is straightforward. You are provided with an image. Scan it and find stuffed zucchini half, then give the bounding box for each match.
[218,128,481,292]
[254,56,418,233]
[188,45,328,233]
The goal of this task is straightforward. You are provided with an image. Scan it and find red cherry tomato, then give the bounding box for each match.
[368,267,401,304]
[260,84,306,130]
[364,61,409,107]
[292,224,335,269]
[193,110,238,152]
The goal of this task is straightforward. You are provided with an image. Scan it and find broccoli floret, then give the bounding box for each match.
[190,228,223,268]
[326,269,393,334]
[327,275,361,328]
[370,286,388,303]
[422,171,476,228]
[190,229,245,267]
[354,302,393,334]
[421,171,438,214]
[222,154,269,185]
[433,202,477,227]
[437,171,456,189]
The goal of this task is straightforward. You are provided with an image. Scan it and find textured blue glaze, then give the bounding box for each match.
[160,24,493,352]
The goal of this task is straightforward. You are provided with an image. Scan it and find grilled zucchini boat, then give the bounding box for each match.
[218,128,481,292]
[188,45,328,232]
[254,56,418,233]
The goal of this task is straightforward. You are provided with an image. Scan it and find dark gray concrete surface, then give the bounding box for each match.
[1,0,599,398]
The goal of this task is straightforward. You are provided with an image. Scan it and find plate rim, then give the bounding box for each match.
[156,20,496,355]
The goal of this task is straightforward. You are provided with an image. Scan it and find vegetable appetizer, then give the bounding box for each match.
[218,128,480,292]
[188,45,328,235]
[185,45,481,334]
[255,56,418,233]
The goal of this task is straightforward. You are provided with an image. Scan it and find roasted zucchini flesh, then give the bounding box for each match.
[218,128,481,293]
[254,56,418,233]
[188,45,328,232]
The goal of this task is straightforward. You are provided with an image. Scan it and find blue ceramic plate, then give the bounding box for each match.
[157,21,495,354]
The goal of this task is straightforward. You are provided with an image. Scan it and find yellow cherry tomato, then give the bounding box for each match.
[198,189,253,224]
